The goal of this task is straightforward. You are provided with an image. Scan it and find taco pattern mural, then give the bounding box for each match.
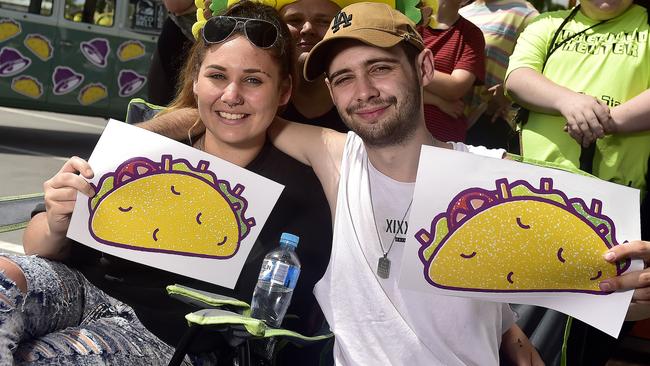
[0,19,21,42]
[117,40,146,61]
[415,178,630,294]
[11,75,42,98]
[78,82,108,105]
[0,47,31,77]
[80,38,110,68]
[88,155,256,259]
[52,66,84,95]
[24,34,53,61]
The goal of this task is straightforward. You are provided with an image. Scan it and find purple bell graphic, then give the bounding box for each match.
[0,47,31,77]
[52,66,84,95]
[118,69,146,97]
[80,38,110,68]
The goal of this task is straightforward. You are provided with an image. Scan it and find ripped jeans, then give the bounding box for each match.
[0,254,197,366]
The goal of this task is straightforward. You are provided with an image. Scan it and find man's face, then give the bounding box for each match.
[280,0,340,64]
[325,41,422,147]
[580,0,633,20]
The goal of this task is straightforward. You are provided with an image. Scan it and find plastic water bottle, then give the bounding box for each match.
[250,232,301,328]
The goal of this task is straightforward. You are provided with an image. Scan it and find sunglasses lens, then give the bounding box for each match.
[245,20,278,48]
[203,17,238,43]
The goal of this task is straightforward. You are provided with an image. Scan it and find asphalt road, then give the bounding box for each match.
[0,107,108,251]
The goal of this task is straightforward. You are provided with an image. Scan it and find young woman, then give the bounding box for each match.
[1,2,332,364]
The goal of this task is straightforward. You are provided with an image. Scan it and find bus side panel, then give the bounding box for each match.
[0,14,57,110]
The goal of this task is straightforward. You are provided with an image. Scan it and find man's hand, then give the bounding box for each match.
[599,240,650,320]
[557,93,612,147]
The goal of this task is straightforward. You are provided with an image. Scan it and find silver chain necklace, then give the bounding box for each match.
[367,157,413,279]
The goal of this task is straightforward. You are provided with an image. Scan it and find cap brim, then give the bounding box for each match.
[303,28,405,81]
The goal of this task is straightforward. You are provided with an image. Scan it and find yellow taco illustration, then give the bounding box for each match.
[0,19,21,42]
[117,40,145,61]
[415,178,630,294]
[88,155,256,258]
[11,75,42,98]
[78,83,108,105]
[24,34,53,61]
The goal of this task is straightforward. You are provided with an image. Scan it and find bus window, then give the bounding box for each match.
[0,0,53,15]
[64,0,114,27]
[128,0,163,34]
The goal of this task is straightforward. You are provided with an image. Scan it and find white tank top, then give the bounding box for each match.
[314,133,514,366]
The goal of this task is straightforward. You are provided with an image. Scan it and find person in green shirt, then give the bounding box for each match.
[505,1,650,364]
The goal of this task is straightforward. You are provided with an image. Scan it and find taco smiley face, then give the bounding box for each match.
[415,178,630,294]
[88,155,256,259]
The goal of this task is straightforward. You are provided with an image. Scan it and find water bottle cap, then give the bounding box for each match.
[280,232,299,248]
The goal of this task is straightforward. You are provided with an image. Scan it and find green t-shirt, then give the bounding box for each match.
[506,5,650,196]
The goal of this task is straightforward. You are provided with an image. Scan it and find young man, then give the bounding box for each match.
[270,3,540,364]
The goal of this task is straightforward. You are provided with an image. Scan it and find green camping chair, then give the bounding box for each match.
[166,284,333,366]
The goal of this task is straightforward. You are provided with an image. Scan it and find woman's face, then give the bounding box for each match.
[580,0,633,20]
[193,35,291,148]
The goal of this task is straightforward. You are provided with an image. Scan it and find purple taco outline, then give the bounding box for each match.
[117,69,147,97]
[80,37,110,68]
[23,33,53,61]
[11,75,42,98]
[87,155,256,259]
[77,82,108,105]
[414,177,631,295]
[0,18,22,42]
[0,47,31,77]
[51,66,85,95]
[117,40,146,62]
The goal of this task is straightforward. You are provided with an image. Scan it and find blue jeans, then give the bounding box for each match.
[0,254,206,365]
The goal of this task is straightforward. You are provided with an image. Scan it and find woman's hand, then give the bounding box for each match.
[42,156,95,239]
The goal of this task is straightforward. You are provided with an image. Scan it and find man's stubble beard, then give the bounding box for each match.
[339,83,422,148]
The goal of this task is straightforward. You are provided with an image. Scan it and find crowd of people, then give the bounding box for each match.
[0,0,649,365]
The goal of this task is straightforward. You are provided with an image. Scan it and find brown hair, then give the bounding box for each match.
[158,1,294,139]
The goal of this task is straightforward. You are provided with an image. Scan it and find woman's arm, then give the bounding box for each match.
[22,157,95,261]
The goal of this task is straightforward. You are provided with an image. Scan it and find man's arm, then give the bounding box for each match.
[269,117,346,211]
[424,68,476,100]
[505,67,611,146]
[423,89,465,118]
[610,89,650,134]
[135,108,201,141]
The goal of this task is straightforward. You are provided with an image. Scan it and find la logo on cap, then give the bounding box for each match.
[331,11,352,33]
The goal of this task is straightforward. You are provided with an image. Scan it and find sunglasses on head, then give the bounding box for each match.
[202,16,279,49]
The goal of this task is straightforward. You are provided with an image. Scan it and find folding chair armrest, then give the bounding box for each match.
[166,284,251,313]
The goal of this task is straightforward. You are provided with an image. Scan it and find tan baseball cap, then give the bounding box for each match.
[303,2,424,81]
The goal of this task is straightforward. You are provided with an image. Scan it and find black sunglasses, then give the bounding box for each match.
[202,16,279,49]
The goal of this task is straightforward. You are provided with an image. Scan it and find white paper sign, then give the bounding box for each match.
[399,146,643,338]
[68,120,284,289]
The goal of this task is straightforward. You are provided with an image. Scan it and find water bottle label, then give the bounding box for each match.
[258,259,300,289]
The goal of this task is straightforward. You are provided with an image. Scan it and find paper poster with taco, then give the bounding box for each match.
[415,177,631,294]
[400,146,641,338]
[88,154,256,259]
[67,121,283,289]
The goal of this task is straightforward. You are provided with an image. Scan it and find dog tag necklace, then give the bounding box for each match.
[368,162,413,279]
